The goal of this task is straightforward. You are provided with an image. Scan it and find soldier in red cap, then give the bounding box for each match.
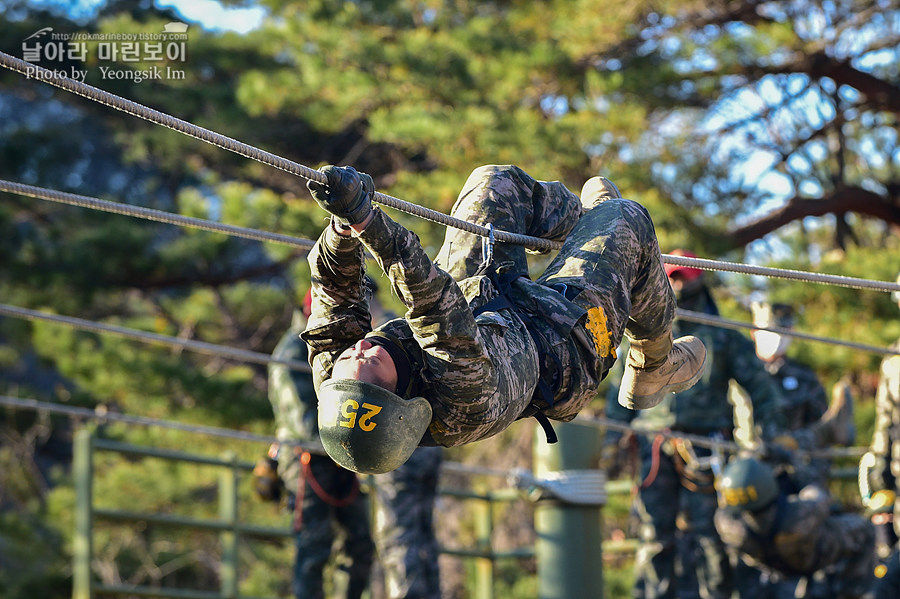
[606,248,787,599]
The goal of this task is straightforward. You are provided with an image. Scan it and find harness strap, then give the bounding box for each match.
[471,261,559,444]
[292,451,361,532]
[641,433,667,489]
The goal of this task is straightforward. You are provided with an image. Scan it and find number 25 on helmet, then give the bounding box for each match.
[317,379,433,474]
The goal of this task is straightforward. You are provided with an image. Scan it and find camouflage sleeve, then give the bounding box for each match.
[872,349,900,458]
[268,328,317,441]
[356,208,494,420]
[714,508,754,555]
[870,347,900,487]
[728,331,786,439]
[302,221,373,389]
[774,488,831,572]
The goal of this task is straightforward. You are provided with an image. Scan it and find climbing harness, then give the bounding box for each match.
[292,450,361,532]
[673,437,719,493]
[469,250,560,444]
[641,433,667,489]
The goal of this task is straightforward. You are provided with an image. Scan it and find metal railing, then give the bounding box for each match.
[71,427,534,599]
[70,424,864,599]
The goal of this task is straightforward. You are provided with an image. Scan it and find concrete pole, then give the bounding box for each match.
[534,420,605,599]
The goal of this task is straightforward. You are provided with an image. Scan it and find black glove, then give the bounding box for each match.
[252,456,283,502]
[307,165,374,226]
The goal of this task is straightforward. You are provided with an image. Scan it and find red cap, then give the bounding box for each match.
[664,249,703,281]
[302,289,313,318]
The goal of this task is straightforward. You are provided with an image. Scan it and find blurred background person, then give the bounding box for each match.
[860,272,900,599]
[606,249,787,599]
[260,288,374,599]
[365,276,444,599]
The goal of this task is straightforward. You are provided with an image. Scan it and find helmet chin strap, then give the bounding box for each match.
[365,332,412,396]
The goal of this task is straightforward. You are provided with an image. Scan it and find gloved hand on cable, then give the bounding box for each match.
[307,165,375,227]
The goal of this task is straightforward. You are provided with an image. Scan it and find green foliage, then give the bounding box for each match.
[0,509,69,599]
[2,0,899,596]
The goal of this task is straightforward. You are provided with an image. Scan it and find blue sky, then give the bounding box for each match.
[155,0,266,33]
[28,0,266,33]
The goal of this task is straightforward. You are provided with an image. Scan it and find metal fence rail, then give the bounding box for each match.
[71,428,535,599]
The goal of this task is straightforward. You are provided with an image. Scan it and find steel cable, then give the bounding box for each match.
[0,179,315,249]
[677,308,900,357]
[0,303,311,373]
[0,51,556,252]
[4,51,900,293]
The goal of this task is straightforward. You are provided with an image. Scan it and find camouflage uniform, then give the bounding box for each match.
[268,318,374,599]
[734,355,831,598]
[764,356,828,434]
[714,484,875,599]
[371,446,443,599]
[303,164,675,447]
[869,339,900,597]
[607,292,785,599]
[871,340,900,539]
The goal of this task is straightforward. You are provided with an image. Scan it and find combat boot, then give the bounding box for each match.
[581,176,622,210]
[618,331,707,410]
[812,380,856,446]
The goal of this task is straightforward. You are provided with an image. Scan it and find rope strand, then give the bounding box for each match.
[0,303,311,373]
[0,51,556,252]
[6,50,899,291]
[0,179,315,250]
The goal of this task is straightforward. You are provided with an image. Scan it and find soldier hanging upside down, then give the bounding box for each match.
[301,164,707,473]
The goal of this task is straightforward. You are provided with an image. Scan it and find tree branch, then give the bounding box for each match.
[727,186,900,248]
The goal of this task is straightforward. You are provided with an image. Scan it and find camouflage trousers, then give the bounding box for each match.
[633,435,732,599]
[873,547,900,599]
[288,453,374,599]
[435,164,675,368]
[370,446,443,599]
[802,513,875,599]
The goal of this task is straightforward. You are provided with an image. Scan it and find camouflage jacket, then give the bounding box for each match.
[763,356,828,431]
[871,340,900,492]
[714,485,872,577]
[301,209,603,448]
[268,314,318,443]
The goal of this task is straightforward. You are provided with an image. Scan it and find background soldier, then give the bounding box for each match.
[861,272,900,598]
[750,300,856,478]
[737,300,856,598]
[715,456,875,599]
[261,292,374,599]
[371,446,443,599]
[365,280,445,599]
[751,301,830,441]
[606,251,787,599]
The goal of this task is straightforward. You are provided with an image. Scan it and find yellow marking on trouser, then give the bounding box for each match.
[586,305,616,359]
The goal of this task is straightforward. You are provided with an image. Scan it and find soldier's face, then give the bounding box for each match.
[332,338,399,392]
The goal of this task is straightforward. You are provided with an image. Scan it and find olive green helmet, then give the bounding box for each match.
[718,457,779,512]
[317,379,433,474]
